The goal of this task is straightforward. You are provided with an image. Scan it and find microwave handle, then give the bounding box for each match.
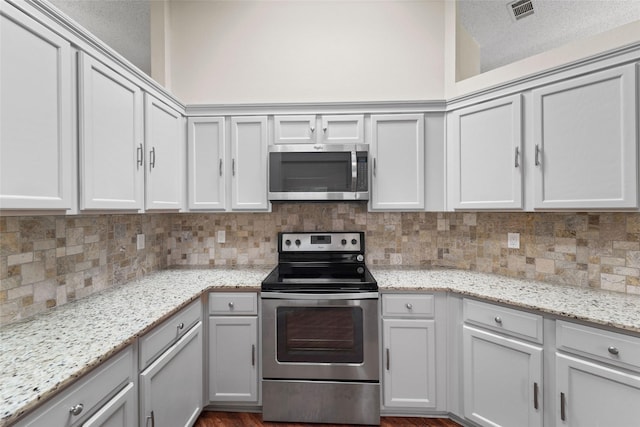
[351,150,358,191]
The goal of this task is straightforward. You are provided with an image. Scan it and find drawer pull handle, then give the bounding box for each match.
[177,322,184,330]
[494,316,503,325]
[69,403,84,416]
[533,382,539,410]
[560,392,566,421]
[228,302,234,308]
[608,346,619,355]
[146,410,155,427]
[406,303,413,310]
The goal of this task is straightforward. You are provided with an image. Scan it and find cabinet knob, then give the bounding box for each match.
[228,302,234,308]
[323,127,327,133]
[177,322,184,330]
[69,403,84,416]
[608,346,619,355]
[310,126,315,133]
[494,316,503,325]
[406,303,413,310]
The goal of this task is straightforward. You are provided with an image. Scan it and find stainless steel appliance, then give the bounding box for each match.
[268,144,369,201]
[261,232,380,425]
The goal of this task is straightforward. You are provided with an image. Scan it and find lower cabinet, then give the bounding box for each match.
[139,322,203,427]
[208,292,259,404]
[381,294,437,410]
[82,382,136,427]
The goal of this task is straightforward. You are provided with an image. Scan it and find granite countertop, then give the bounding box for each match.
[2,266,640,425]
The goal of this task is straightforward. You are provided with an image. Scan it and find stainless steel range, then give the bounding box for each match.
[261,231,380,425]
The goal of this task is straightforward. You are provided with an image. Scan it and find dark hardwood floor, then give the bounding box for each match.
[194,411,463,427]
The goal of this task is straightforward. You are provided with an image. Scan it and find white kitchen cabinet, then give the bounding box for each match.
[187,117,226,210]
[274,115,317,144]
[230,116,269,210]
[320,115,365,144]
[463,325,543,427]
[15,347,136,427]
[370,114,425,210]
[78,52,144,211]
[449,95,523,209]
[0,3,75,211]
[273,114,364,144]
[531,63,638,209]
[144,94,184,211]
[208,292,259,403]
[381,294,437,410]
[140,322,203,427]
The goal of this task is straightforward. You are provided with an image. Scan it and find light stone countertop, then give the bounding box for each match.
[2,266,640,426]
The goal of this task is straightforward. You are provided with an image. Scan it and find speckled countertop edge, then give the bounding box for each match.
[2,266,640,426]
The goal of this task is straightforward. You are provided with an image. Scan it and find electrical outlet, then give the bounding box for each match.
[507,233,520,249]
[136,234,145,250]
[217,230,226,244]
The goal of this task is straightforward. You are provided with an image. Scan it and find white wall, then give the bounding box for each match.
[166,0,446,104]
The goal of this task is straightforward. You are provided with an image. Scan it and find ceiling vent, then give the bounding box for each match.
[508,0,535,21]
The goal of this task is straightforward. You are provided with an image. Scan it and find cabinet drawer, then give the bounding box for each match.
[556,320,640,371]
[382,294,434,317]
[16,347,134,427]
[463,299,543,343]
[209,292,257,315]
[139,299,202,370]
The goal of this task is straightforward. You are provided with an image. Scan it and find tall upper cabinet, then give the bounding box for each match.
[78,53,144,211]
[531,64,638,209]
[0,3,74,211]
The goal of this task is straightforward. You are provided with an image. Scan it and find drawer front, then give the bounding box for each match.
[463,299,543,343]
[556,320,640,370]
[16,347,134,427]
[139,299,202,370]
[209,292,257,315]
[382,294,434,317]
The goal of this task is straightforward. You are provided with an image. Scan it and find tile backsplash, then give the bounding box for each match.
[1,205,638,325]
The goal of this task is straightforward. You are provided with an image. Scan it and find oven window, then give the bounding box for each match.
[276,306,364,364]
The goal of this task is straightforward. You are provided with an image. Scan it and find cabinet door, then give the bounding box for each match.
[320,115,365,144]
[449,95,523,209]
[382,318,436,409]
[463,325,543,427]
[144,94,184,210]
[81,383,136,427]
[370,114,425,210]
[230,116,268,210]
[187,117,226,210]
[532,64,638,209]
[209,316,258,402]
[274,115,316,144]
[556,353,640,426]
[140,322,203,427]
[0,4,74,210]
[78,53,143,210]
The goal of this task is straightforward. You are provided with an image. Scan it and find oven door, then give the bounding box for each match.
[261,292,379,382]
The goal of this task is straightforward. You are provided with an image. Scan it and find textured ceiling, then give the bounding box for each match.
[49,0,150,75]
[457,0,640,72]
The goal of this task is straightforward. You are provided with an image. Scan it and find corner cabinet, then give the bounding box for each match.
[0,3,75,211]
[448,95,523,209]
[144,94,185,211]
[370,114,425,210]
[208,292,259,403]
[531,63,638,209]
[462,299,543,427]
[78,52,144,211]
[381,294,437,410]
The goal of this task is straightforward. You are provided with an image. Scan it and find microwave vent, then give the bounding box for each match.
[508,0,535,21]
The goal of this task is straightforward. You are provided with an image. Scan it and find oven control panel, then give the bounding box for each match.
[279,232,363,252]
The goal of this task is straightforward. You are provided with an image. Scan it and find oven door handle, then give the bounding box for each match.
[260,292,379,300]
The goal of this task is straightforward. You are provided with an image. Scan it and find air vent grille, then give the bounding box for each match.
[508,0,535,21]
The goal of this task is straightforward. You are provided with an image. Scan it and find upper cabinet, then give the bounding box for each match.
[144,94,184,211]
[370,114,425,210]
[448,95,523,210]
[274,115,364,144]
[0,3,75,211]
[531,64,638,209]
[187,117,226,211]
[78,53,144,211]
[230,117,269,210]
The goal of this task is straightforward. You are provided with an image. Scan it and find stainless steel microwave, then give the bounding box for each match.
[268,144,369,201]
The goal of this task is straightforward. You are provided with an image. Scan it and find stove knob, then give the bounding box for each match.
[341,239,347,245]
[351,239,358,245]
[356,254,364,262]
[356,266,364,274]
[285,239,291,246]
[295,239,301,246]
